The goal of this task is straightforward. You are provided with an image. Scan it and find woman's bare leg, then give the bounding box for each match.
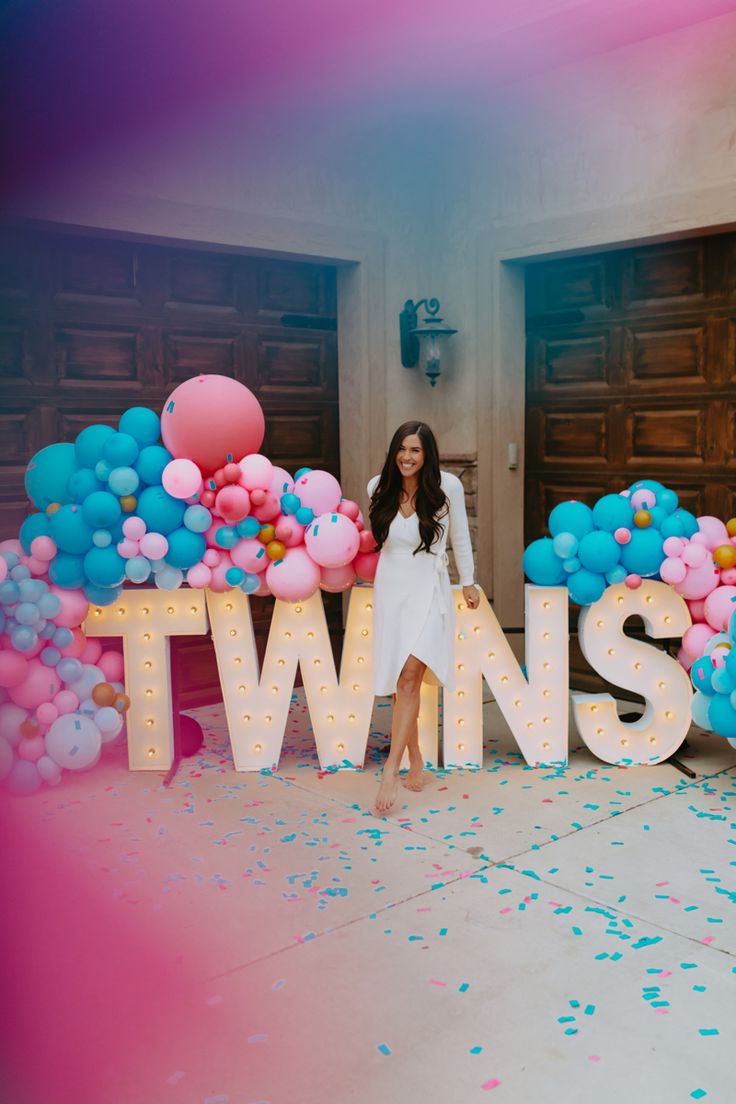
[375,656,426,814]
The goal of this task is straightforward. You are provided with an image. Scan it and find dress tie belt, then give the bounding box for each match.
[433,551,450,617]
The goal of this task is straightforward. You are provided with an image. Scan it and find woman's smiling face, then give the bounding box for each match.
[396,433,425,478]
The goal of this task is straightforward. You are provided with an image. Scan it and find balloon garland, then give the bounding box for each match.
[524,479,736,746]
[0,374,378,796]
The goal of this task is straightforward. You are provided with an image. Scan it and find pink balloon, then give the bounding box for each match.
[8,659,61,710]
[251,492,281,522]
[53,689,79,714]
[614,527,632,545]
[17,734,45,762]
[269,466,294,498]
[353,550,379,583]
[203,548,221,567]
[0,650,29,689]
[696,516,729,551]
[630,489,656,511]
[359,529,378,553]
[230,538,269,575]
[215,484,251,523]
[208,552,235,592]
[98,650,124,682]
[703,585,736,631]
[687,598,707,623]
[204,520,225,549]
[0,539,23,557]
[266,546,321,602]
[80,638,103,665]
[30,535,57,561]
[122,516,147,540]
[305,513,360,568]
[161,375,265,477]
[294,470,342,516]
[139,532,169,560]
[625,574,642,589]
[337,499,360,522]
[691,532,709,547]
[239,454,274,492]
[682,542,707,568]
[674,559,720,600]
[274,515,305,548]
[117,538,139,559]
[720,568,736,586]
[162,458,203,500]
[0,559,6,583]
[682,622,717,660]
[25,556,49,576]
[36,701,59,726]
[660,557,687,585]
[676,647,694,673]
[50,586,89,629]
[662,537,685,558]
[58,627,86,659]
[320,563,356,593]
[187,562,212,588]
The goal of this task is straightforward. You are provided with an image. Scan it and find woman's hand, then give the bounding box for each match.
[462,585,480,610]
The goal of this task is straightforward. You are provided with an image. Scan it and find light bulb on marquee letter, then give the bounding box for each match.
[443,586,569,768]
[84,590,208,770]
[572,581,692,765]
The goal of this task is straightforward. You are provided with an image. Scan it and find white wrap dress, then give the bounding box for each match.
[367,470,475,695]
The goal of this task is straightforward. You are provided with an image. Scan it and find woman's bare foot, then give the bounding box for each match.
[374,767,399,815]
[402,763,425,792]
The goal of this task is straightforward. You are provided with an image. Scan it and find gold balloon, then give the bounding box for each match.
[120,495,138,513]
[727,518,736,538]
[112,692,131,714]
[633,510,651,528]
[713,544,736,570]
[92,681,117,707]
[266,540,286,561]
[259,524,275,544]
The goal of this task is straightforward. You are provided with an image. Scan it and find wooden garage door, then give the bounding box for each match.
[0,226,340,706]
[525,231,736,690]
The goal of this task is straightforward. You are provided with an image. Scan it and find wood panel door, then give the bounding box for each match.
[525,231,736,692]
[0,227,340,706]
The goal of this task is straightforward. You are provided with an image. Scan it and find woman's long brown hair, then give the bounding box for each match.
[369,421,447,555]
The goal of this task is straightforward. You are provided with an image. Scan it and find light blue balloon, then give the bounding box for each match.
[119,406,161,448]
[10,564,30,582]
[19,513,51,553]
[183,505,211,533]
[578,530,621,574]
[49,504,94,555]
[136,485,185,534]
[237,517,261,539]
[567,568,606,606]
[241,573,261,595]
[136,444,172,486]
[25,442,79,510]
[0,580,20,604]
[95,706,123,734]
[549,501,595,540]
[103,431,139,468]
[165,528,206,569]
[155,566,184,591]
[709,693,736,739]
[1,551,19,569]
[215,526,238,549]
[562,556,580,574]
[84,547,126,588]
[68,467,103,503]
[38,590,62,619]
[92,529,113,548]
[125,556,151,583]
[40,622,56,639]
[48,553,85,589]
[712,667,735,695]
[691,690,712,730]
[40,646,61,667]
[592,493,633,533]
[620,528,664,577]
[53,627,73,648]
[15,602,40,627]
[57,657,83,683]
[552,532,578,559]
[107,466,140,497]
[691,656,716,695]
[18,578,46,604]
[94,459,112,481]
[11,626,37,652]
[606,565,627,585]
[522,538,566,586]
[75,424,115,468]
[82,490,122,530]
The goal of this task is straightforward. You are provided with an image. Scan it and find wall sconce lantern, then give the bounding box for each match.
[400,297,457,386]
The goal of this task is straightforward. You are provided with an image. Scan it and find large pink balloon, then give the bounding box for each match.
[269,466,294,498]
[230,538,269,574]
[673,558,720,600]
[8,659,62,711]
[161,375,265,476]
[659,557,686,585]
[98,650,124,682]
[294,470,342,516]
[266,546,320,602]
[696,516,730,551]
[215,485,251,523]
[305,513,360,568]
[239,454,273,492]
[208,552,235,592]
[681,622,717,660]
[703,585,736,631]
[0,650,29,689]
[320,563,356,593]
[50,586,89,629]
[353,550,380,583]
[162,458,202,500]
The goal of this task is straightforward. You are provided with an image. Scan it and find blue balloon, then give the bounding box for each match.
[92,529,113,548]
[136,485,186,534]
[241,573,261,595]
[84,546,126,588]
[40,646,61,667]
[630,479,667,498]
[295,506,315,527]
[183,505,212,533]
[136,444,172,486]
[75,424,116,468]
[215,526,238,549]
[1,551,19,569]
[691,690,712,730]
[25,442,79,510]
[37,591,61,619]
[10,564,30,582]
[15,602,40,627]
[119,406,161,448]
[562,556,580,574]
[294,467,312,481]
[107,466,140,497]
[95,459,112,481]
[620,528,664,577]
[647,507,667,530]
[49,504,94,555]
[712,667,735,695]
[57,657,83,683]
[82,490,122,530]
[125,556,152,583]
[19,513,51,553]
[567,568,607,606]
[708,693,736,739]
[40,622,56,639]
[103,431,139,467]
[606,565,627,585]
[237,517,261,539]
[522,538,566,585]
[49,552,86,589]
[280,493,301,516]
[660,509,698,540]
[578,531,621,574]
[549,501,595,540]
[725,645,736,682]
[592,494,633,533]
[68,467,103,503]
[0,579,20,604]
[83,582,122,606]
[226,567,245,586]
[552,532,578,559]
[154,566,184,591]
[691,656,716,695]
[11,626,37,652]
[657,488,679,515]
[53,627,73,648]
[19,578,46,604]
[165,528,206,569]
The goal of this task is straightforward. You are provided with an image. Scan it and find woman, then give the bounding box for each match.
[367,421,479,815]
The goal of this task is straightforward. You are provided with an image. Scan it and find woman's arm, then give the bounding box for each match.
[444,472,475,587]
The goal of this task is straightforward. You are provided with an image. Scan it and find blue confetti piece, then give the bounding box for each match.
[377,1043,391,1056]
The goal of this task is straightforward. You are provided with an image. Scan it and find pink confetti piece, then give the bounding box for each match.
[430,979,447,987]
[482,1079,501,1091]
[701,936,715,945]
[588,1056,601,1063]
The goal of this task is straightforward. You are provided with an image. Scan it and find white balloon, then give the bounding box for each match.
[45,712,101,771]
[0,703,28,748]
[0,734,13,780]
[37,754,62,785]
[66,663,105,701]
[95,706,123,740]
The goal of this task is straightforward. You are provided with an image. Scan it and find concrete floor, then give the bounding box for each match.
[3,694,734,1104]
